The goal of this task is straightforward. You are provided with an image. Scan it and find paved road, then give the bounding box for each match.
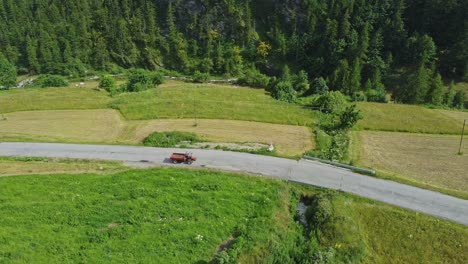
[1,142,467,225]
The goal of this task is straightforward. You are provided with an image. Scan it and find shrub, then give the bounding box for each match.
[366,87,387,103]
[198,58,214,73]
[309,77,329,95]
[192,71,210,83]
[143,131,202,148]
[291,70,310,94]
[352,91,367,102]
[338,104,363,130]
[124,69,164,92]
[269,80,297,103]
[314,91,348,114]
[36,74,69,87]
[99,75,117,92]
[236,68,270,88]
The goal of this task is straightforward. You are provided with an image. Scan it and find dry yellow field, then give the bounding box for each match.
[352,131,468,193]
[128,119,314,156]
[0,109,313,156]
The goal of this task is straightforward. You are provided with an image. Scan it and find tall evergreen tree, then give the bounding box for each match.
[348,59,361,95]
[0,55,16,89]
[428,72,444,106]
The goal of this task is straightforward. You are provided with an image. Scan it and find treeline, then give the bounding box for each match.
[0,0,466,105]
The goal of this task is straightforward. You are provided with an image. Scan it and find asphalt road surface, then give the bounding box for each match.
[1,142,467,225]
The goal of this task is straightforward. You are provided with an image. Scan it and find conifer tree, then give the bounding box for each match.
[445,81,456,107]
[428,72,444,106]
[0,55,16,89]
[348,59,362,95]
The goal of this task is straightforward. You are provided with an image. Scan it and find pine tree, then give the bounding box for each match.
[453,91,465,109]
[0,55,16,89]
[445,81,456,107]
[348,59,361,95]
[412,64,430,104]
[26,37,40,73]
[428,72,444,106]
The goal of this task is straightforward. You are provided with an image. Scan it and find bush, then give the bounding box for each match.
[291,70,310,94]
[143,131,202,148]
[236,68,270,88]
[36,74,69,87]
[124,69,164,92]
[192,71,210,83]
[366,87,387,103]
[198,58,214,73]
[338,104,363,130]
[99,75,117,93]
[269,79,297,103]
[314,91,348,114]
[352,91,367,102]
[309,77,329,95]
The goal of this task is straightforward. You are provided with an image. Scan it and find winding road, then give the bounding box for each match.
[1,142,467,225]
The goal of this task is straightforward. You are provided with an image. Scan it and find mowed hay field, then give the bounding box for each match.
[112,81,315,125]
[357,102,468,134]
[0,109,313,156]
[351,131,468,195]
[128,119,314,155]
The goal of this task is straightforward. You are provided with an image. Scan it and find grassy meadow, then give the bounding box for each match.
[354,198,468,264]
[0,80,315,126]
[350,131,468,199]
[0,168,466,263]
[0,86,111,113]
[112,81,315,125]
[357,102,467,134]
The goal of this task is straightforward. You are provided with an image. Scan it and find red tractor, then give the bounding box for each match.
[169,152,197,164]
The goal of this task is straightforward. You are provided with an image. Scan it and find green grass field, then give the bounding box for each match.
[356,102,467,134]
[0,86,111,113]
[0,168,287,263]
[0,81,315,126]
[112,82,315,125]
[355,198,467,264]
[0,169,466,263]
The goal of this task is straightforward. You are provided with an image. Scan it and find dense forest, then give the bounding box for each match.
[0,0,467,105]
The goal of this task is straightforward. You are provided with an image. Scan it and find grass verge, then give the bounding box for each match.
[0,157,126,176]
